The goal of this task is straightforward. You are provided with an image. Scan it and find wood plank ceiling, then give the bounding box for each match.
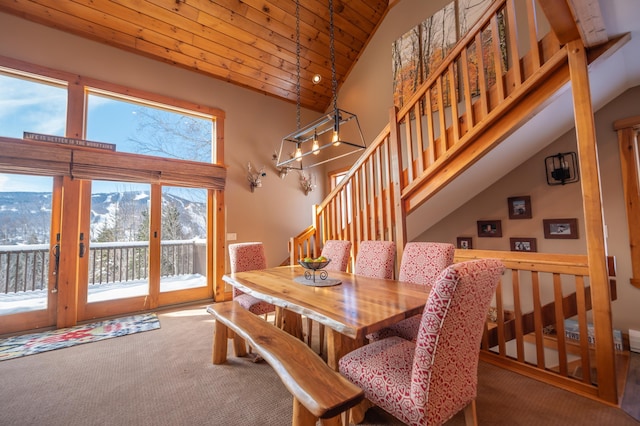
[0,0,390,113]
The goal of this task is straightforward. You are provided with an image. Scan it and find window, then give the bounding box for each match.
[0,69,67,139]
[86,91,213,162]
[0,57,226,330]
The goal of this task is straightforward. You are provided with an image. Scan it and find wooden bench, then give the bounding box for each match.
[207,302,364,426]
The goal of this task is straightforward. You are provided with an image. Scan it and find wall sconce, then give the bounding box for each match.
[299,171,316,196]
[545,152,579,185]
[272,151,293,179]
[247,162,266,192]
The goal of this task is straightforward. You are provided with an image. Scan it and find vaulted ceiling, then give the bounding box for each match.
[0,0,390,113]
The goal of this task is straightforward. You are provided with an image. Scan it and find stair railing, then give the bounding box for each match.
[288,0,622,403]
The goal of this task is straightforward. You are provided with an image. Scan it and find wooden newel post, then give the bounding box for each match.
[567,38,617,404]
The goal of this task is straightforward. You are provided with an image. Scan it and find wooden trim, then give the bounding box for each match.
[616,125,640,288]
[613,115,640,130]
[0,136,226,190]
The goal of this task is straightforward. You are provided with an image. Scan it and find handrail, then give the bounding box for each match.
[289,225,317,265]
[456,249,619,401]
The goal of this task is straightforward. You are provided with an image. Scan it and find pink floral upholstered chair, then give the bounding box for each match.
[339,259,504,426]
[307,240,353,352]
[354,240,396,279]
[321,240,353,272]
[228,242,275,320]
[367,242,455,342]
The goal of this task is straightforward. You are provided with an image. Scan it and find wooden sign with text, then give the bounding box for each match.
[23,132,116,151]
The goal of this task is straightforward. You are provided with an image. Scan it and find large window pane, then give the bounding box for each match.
[86,92,213,162]
[0,71,67,138]
[87,181,151,303]
[0,173,53,315]
[160,186,207,293]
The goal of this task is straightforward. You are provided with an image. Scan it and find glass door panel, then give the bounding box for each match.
[86,181,151,303]
[0,173,55,329]
[160,186,207,293]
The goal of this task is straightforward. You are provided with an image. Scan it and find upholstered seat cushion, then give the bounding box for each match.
[234,293,275,316]
[339,336,417,424]
[367,314,422,341]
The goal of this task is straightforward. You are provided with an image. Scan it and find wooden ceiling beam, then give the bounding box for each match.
[538,0,608,47]
[568,0,608,47]
[537,0,582,45]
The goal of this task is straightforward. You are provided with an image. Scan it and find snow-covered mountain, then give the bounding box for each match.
[0,191,207,245]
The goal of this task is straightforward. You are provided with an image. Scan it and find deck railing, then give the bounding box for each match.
[0,244,49,293]
[0,239,206,293]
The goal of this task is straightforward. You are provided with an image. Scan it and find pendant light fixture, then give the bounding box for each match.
[276,0,366,170]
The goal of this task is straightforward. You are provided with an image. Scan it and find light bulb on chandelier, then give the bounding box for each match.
[312,131,320,154]
[295,143,303,161]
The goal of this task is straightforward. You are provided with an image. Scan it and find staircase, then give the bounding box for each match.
[288,0,628,405]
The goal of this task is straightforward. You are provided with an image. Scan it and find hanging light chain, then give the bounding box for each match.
[329,0,337,112]
[295,0,301,131]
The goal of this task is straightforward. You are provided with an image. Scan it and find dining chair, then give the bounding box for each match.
[353,240,396,279]
[321,239,353,272]
[228,242,275,321]
[339,258,505,426]
[306,240,353,353]
[367,242,455,342]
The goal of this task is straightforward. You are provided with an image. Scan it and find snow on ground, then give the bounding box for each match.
[0,275,206,315]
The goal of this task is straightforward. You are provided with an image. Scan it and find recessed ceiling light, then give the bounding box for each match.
[311,74,322,84]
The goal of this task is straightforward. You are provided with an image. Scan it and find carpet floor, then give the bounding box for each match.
[0,304,637,425]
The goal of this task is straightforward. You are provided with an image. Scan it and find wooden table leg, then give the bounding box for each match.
[349,400,374,424]
[279,308,304,341]
[292,397,318,426]
[325,328,364,371]
[213,320,228,364]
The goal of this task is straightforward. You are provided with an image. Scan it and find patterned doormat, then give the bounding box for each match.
[0,313,160,361]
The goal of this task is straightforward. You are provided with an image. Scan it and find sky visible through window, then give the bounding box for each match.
[0,73,213,194]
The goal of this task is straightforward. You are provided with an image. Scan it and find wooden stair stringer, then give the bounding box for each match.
[402,34,631,216]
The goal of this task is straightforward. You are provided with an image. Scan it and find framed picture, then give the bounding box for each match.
[477,220,502,237]
[543,218,579,239]
[457,237,473,249]
[508,196,532,219]
[510,237,537,252]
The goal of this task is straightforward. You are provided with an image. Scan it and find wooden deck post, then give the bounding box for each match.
[567,38,617,404]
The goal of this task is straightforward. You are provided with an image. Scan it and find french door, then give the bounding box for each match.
[0,174,60,334]
[0,172,214,335]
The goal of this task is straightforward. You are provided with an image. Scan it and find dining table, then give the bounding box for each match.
[222,264,431,370]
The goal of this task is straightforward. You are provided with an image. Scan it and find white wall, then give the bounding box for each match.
[0,11,324,267]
